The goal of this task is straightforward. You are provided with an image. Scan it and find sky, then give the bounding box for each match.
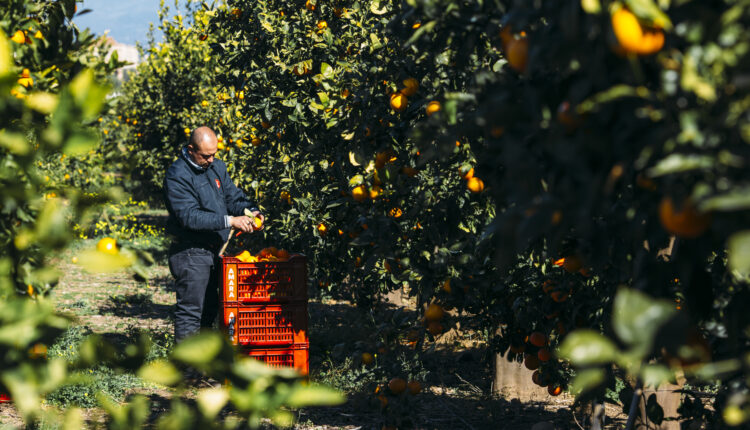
[74,0,186,46]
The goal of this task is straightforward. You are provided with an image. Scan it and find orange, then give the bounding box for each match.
[390,92,407,112]
[260,121,271,129]
[305,0,315,10]
[375,151,390,169]
[550,289,571,303]
[407,380,422,395]
[562,255,583,273]
[251,136,261,146]
[426,321,444,336]
[11,30,26,44]
[425,100,441,116]
[548,385,563,396]
[442,279,451,293]
[389,207,403,218]
[401,78,419,96]
[97,237,118,255]
[557,101,582,131]
[658,197,712,238]
[317,223,327,234]
[361,352,374,365]
[401,166,418,177]
[425,303,444,321]
[317,20,327,30]
[461,167,474,180]
[388,377,407,395]
[252,216,263,229]
[524,353,540,370]
[531,370,542,386]
[351,185,368,202]
[467,177,485,193]
[529,331,547,347]
[277,249,290,260]
[542,280,555,294]
[611,7,664,56]
[537,348,552,362]
[369,185,383,199]
[505,37,528,73]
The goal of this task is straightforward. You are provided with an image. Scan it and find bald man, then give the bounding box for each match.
[164,126,264,342]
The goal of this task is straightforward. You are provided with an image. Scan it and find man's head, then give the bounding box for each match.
[187,126,218,168]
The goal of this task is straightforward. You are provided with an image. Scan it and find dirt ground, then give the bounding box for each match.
[0,238,628,429]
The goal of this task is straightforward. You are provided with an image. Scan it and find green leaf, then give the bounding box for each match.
[370,0,389,15]
[728,231,750,277]
[172,332,223,367]
[0,131,30,155]
[557,329,619,366]
[641,364,673,388]
[624,0,672,29]
[701,188,750,212]
[196,387,230,418]
[286,385,345,407]
[63,131,99,156]
[138,360,182,386]
[568,368,606,395]
[648,154,715,177]
[25,92,59,114]
[612,288,677,356]
[581,0,601,13]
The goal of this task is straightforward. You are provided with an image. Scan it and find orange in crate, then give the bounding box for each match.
[221,254,307,303]
[0,393,10,404]
[241,344,309,376]
[223,303,308,346]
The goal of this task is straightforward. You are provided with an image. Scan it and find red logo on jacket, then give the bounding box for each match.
[215,179,221,189]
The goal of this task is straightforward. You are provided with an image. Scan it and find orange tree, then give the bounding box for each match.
[404,0,750,425]
[1,1,343,427]
[107,0,496,312]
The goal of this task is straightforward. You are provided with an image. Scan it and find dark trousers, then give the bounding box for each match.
[168,246,219,343]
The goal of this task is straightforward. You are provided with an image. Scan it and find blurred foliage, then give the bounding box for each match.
[0,0,343,428]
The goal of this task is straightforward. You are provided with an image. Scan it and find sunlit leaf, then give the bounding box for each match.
[172,332,223,367]
[285,385,345,407]
[196,387,230,419]
[558,330,619,366]
[138,360,182,386]
[613,288,676,356]
[568,368,606,395]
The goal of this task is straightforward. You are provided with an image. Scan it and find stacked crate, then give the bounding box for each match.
[219,254,309,375]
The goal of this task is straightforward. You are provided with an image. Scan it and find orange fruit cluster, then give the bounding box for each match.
[235,247,293,263]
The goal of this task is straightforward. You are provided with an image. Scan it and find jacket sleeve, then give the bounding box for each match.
[165,170,226,231]
[222,166,257,216]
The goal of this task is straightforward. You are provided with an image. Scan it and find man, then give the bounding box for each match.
[164,126,264,343]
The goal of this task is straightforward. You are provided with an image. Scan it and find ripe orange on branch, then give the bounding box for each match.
[611,7,665,56]
[390,92,407,112]
[388,378,407,395]
[425,303,444,321]
[425,100,441,116]
[529,331,547,347]
[467,177,484,193]
[658,197,712,238]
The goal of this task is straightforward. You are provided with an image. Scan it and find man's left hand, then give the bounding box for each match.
[244,209,265,231]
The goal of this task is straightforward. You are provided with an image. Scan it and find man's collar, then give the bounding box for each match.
[182,145,207,171]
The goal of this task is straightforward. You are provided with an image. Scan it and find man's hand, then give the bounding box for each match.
[243,208,265,231]
[230,216,254,233]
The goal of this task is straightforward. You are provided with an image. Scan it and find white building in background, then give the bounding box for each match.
[103,36,140,84]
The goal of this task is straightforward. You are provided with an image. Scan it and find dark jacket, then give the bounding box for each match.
[164,148,256,250]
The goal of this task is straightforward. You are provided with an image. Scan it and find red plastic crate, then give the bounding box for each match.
[0,393,10,404]
[221,254,307,303]
[222,303,308,346]
[240,343,309,376]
